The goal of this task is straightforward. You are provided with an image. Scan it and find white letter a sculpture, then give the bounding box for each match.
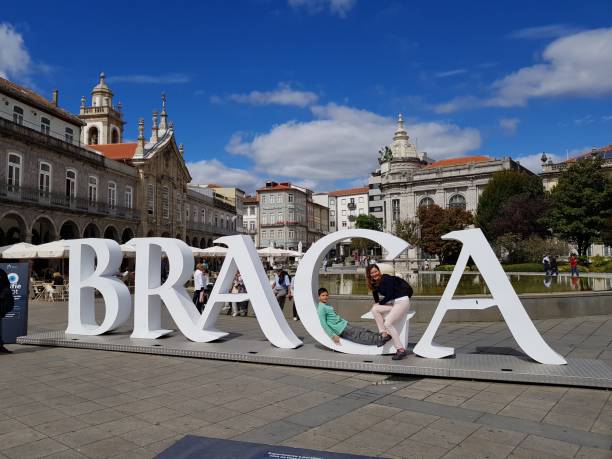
[413,229,566,365]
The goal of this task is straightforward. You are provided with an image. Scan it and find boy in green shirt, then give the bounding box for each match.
[317,288,390,346]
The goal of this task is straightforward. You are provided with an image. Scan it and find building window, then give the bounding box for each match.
[342,221,347,227]
[162,186,170,219]
[289,230,295,238]
[288,194,293,203]
[262,213,267,224]
[341,198,346,205]
[448,194,466,210]
[88,176,98,204]
[125,186,133,209]
[419,197,435,208]
[12,106,23,125]
[262,195,267,204]
[193,206,197,222]
[201,209,206,223]
[277,212,283,223]
[176,191,182,222]
[65,169,77,199]
[358,197,364,203]
[250,221,255,230]
[65,128,74,143]
[330,199,335,207]
[330,221,335,227]
[40,117,51,135]
[39,162,51,195]
[330,210,335,217]
[289,211,295,221]
[7,153,22,191]
[277,229,283,238]
[108,182,117,208]
[341,210,346,216]
[359,208,365,214]
[277,194,283,204]
[186,207,190,221]
[147,184,155,215]
[392,199,400,222]
[261,230,267,238]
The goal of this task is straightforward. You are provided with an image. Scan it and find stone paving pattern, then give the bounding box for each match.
[0,301,611,458]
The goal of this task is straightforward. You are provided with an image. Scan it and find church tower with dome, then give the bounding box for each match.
[79,72,125,145]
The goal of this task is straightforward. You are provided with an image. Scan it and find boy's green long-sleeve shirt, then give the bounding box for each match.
[317,302,348,338]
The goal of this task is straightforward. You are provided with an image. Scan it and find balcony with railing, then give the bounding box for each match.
[0,183,140,220]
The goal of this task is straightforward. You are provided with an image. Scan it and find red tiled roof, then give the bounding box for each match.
[243,195,259,204]
[566,144,612,162]
[328,187,369,197]
[0,76,86,126]
[425,156,491,169]
[90,143,138,160]
[257,184,293,192]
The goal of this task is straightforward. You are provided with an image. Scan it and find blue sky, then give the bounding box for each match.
[2,0,612,192]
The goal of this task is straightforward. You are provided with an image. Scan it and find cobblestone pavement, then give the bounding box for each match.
[0,301,610,459]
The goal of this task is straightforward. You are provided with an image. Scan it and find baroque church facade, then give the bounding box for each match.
[0,73,238,248]
[369,115,531,259]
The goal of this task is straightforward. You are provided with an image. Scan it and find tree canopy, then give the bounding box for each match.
[417,204,473,263]
[354,214,382,231]
[476,170,547,240]
[548,156,612,255]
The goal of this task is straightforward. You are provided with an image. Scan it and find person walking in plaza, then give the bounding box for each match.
[542,255,551,276]
[317,288,387,346]
[366,264,413,360]
[550,256,558,276]
[569,254,580,277]
[272,268,290,311]
[0,269,14,354]
[192,264,206,313]
[231,272,248,317]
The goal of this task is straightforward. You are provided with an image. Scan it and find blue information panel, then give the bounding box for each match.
[156,435,384,459]
[0,262,29,344]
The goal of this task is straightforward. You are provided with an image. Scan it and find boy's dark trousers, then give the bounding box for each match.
[340,324,381,345]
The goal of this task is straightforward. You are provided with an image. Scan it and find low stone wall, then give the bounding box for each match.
[328,291,612,322]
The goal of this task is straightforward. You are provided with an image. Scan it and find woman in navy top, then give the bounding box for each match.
[366,264,412,360]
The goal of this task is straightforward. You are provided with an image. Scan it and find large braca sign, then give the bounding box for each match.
[66,229,566,365]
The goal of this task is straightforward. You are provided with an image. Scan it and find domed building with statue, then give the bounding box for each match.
[368,114,531,262]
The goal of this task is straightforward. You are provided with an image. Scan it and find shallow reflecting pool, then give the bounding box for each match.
[319,272,612,296]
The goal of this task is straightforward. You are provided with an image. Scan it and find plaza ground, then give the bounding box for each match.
[0,300,611,459]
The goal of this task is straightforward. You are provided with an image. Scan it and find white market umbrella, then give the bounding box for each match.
[32,240,70,258]
[197,246,228,257]
[0,242,35,259]
[257,247,294,257]
[285,250,303,258]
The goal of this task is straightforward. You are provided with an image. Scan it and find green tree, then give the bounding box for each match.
[352,214,383,255]
[354,214,382,231]
[476,171,547,240]
[417,204,473,263]
[548,157,612,255]
[393,219,420,247]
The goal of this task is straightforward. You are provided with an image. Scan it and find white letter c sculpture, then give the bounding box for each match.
[293,229,409,355]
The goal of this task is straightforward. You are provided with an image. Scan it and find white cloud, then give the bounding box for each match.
[488,27,612,107]
[225,132,251,155]
[228,83,318,107]
[574,115,595,126]
[288,0,357,18]
[433,96,480,114]
[508,24,578,40]
[107,73,190,84]
[499,117,520,134]
[0,23,32,80]
[435,69,467,78]
[186,159,262,193]
[229,103,480,187]
[515,152,563,174]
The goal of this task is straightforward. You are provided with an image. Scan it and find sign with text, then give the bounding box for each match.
[0,262,29,344]
[65,229,566,365]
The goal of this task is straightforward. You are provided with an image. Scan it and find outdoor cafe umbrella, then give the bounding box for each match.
[0,242,35,259]
[256,247,294,257]
[197,245,228,257]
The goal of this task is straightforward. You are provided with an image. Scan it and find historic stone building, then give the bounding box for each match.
[0,74,237,247]
[256,181,328,250]
[369,114,531,259]
[242,195,259,246]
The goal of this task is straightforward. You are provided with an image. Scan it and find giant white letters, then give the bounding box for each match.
[198,235,301,348]
[293,229,410,355]
[66,239,131,335]
[413,229,567,365]
[64,230,566,365]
